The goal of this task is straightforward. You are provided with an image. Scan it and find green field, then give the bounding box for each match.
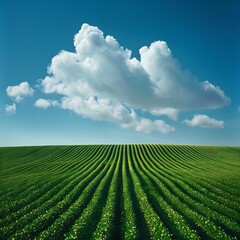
[0,144,239,239]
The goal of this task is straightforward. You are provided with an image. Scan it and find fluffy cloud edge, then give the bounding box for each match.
[6,81,34,102]
[183,114,224,128]
[61,96,175,134]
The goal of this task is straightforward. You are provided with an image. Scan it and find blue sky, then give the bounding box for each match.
[1,0,239,146]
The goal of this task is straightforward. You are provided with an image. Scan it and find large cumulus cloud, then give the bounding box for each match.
[40,23,229,133]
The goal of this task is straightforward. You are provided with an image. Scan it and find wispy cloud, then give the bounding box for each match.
[183,114,224,128]
[5,103,16,114]
[6,81,34,102]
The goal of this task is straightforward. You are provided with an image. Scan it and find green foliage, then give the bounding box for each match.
[0,144,239,239]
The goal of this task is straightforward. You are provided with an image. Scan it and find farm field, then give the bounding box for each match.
[0,144,240,240]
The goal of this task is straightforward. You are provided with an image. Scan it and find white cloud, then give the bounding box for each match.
[150,108,178,121]
[39,23,229,133]
[6,81,34,102]
[5,103,16,114]
[42,24,229,110]
[34,98,58,109]
[183,114,224,128]
[139,43,229,109]
[136,118,175,134]
[61,96,175,134]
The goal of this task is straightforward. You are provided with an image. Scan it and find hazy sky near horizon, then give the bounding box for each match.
[1,0,239,146]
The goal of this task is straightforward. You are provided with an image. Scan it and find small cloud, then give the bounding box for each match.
[150,108,178,121]
[5,103,16,114]
[34,98,58,109]
[34,98,51,108]
[183,114,224,128]
[6,81,34,102]
[136,118,175,134]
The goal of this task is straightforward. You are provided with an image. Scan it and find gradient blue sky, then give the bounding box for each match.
[1,0,239,146]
